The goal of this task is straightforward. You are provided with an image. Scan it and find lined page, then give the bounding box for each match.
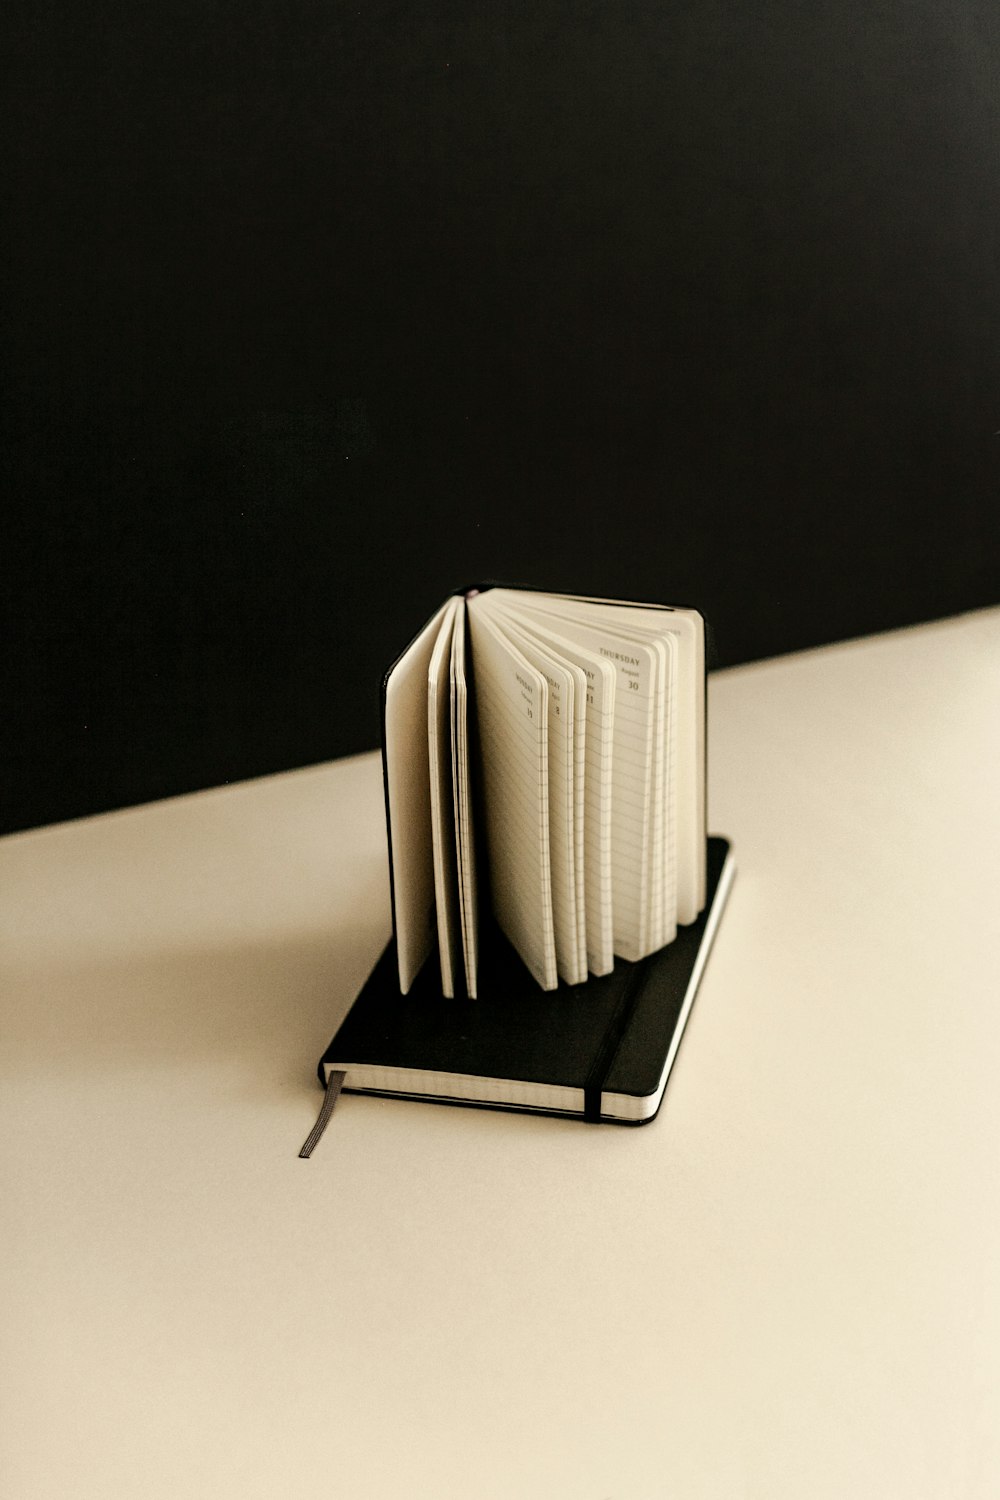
[427,599,461,997]
[449,600,478,997]
[566,598,696,922]
[561,594,705,921]
[659,632,677,939]
[504,595,657,962]
[492,601,615,976]
[554,615,672,948]
[656,606,705,916]
[480,600,586,985]
[467,605,557,991]
[578,606,679,932]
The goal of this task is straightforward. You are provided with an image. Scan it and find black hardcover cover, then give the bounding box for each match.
[318,836,733,1125]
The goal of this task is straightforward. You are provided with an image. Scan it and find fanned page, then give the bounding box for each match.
[490,590,660,963]
[560,595,706,921]
[382,584,707,1001]
[427,599,462,997]
[475,597,586,985]
[466,604,558,991]
[510,595,679,948]
[489,608,616,977]
[382,601,455,992]
[449,601,478,997]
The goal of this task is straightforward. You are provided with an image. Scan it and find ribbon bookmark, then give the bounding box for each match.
[298,1070,347,1158]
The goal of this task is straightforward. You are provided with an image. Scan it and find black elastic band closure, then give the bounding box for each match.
[298,1070,346,1158]
[582,961,647,1122]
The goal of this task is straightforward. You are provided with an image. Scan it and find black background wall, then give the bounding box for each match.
[5,1,999,835]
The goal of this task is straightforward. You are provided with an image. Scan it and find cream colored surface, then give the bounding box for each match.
[2,607,999,1499]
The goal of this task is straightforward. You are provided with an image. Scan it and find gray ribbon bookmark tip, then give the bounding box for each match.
[298,1071,347,1158]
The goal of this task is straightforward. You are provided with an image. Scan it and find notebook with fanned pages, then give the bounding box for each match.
[309,584,733,1140]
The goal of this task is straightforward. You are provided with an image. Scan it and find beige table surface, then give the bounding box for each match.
[3,607,999,1499]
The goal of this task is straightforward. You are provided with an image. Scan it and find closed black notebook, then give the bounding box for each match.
[318,835,734,1125]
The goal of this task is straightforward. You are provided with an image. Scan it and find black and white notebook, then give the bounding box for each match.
[309,586,733,1138]
[383,586,708,996]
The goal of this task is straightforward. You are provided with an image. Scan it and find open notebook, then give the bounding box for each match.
[384,586,707,997]
[305,586,733,1146]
